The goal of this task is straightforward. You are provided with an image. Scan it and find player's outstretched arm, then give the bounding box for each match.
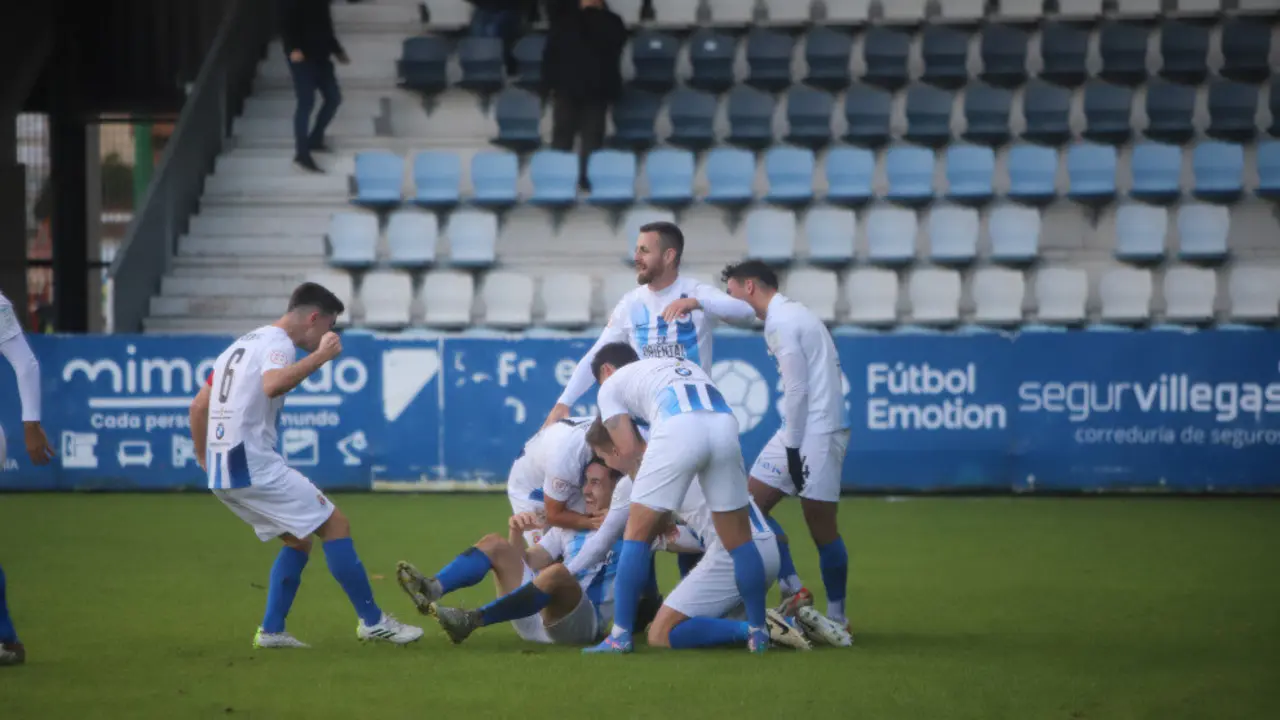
[0,332,53,465]
[544,310,629,427]
[188,384,211,471]
[263,332,341,398]
[564,502,629,575]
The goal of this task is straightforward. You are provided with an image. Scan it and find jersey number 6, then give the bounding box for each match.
[218,348,246,403]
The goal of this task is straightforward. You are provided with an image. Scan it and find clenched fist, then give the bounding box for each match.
[316,331,343,361]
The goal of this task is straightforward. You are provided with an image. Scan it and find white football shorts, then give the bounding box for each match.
[664,532,781,621]
[750,428,851,503]
[631,411,749,514]
[213,468,336,542]
[508,564,601,645]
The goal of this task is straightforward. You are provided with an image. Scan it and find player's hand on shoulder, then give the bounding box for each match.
[541,403,571,428]
[317,331,343,361]
[23,422,54,466]
[660,297,699,323]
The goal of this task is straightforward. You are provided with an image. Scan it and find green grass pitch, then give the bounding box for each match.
[1,494,1278,719]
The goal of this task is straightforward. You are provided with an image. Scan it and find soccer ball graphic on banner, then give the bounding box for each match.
[711,360,770,434]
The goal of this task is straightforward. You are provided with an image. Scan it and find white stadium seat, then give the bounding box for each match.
[1163,267,1217,323]
[1099,267,1154,324]
[421,271,474,329]
[1228,267,1280,323]
[360,271,413,328]
[482,271,536,329]
[783,268,839,323]
[541,273,594,329]
[844,268,898,326]
[907,269,962,325]
[1035,268,1088,325]
[972,268,1026,326]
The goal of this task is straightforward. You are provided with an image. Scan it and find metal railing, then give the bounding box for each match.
[110,0,276,333]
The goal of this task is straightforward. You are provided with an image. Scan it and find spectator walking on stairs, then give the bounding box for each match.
[281,0,349,173]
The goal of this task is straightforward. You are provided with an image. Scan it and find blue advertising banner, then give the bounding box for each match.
[2,330,1279,493]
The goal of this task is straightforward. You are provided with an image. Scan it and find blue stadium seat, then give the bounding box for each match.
[963,84,1012,147]
[1022,81,1072,146]
[863,27,911,91]
[353,151,404,207]
[1176,203,1230,262]
[921,26,970,90]
[980,24,1028,88]
[1144,80,1196,144]
[398,36,449,94]
[726,86,776,149]
[804,27,853,91]
[386,210,437,269]
[764,146,816,206]
[1192,141,1245,203]
[988,204,1040,263]
[1220,18,1272,84]
[1098,22,1149,86]
[630,30,679,93]
[1159,20,1209,85]
[1039,22,1089,87]
[1114,203,1167,262]
[885,146,936,206]
[688,30,737,94]
[445,209,498,268]
[1007,144,1058,204]
[744,207,798,265]
[1207,80,1259,143]
[512,34,546,92]
[644,149,695,206]
[803,207,856,264]
[866,206,918,264]
[586,150,637,206]
[904,85,954,148]
[1129,142,1182,205]
[785,87,834,148]
[946,144,995,205]
[493,89,543,152]
[470,151,519,208]
[327,211,379,268]
[745,29,795,93]
[411,151,461,208]
[529,150,579,206]
[610,88,661,149]
[823,147,875,205]
[1066,143,1118,204]
[843,84,892,147]
[1082,81,1134,145]
[457,37,506,94]
[705,147,756,205]
[927,205,979,264]
[1257,141,1280,200]
[666,89,717,150]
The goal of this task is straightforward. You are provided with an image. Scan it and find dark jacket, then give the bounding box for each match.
[280,0,345,61]
[541,5,627,102]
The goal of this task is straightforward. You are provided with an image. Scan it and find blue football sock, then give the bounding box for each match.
[728,541,769,629]
[323,538,382,626]
[261,546,310,634]
[477,581,552,627]
[818,536,849,620]
[765,515,803,593]
[610,540,652,635]
[435,547,493,595]
[667,617,749,649]
[676,551,702,579]
[0,563,16,644]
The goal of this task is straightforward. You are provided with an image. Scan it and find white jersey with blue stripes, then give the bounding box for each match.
[596,357,734,429]
[205,326,297,489]
[538,527,622,624]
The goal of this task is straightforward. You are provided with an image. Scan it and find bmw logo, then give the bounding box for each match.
[215,424,225,439]
[675,367,692,377]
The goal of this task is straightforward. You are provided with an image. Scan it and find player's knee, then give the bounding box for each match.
[475,533,509,560]
[317,508,350,540]
[540,562,573,586]
[646,618,674,648]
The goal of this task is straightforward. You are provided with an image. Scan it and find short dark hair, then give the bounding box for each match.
[586,455,623,481]
[721,260,779,290]
[288,282,345,316]
[638,221,684,267]
[591,342,640,383]
[585,417,613,451]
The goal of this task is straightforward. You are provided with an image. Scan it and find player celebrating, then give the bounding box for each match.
[506,416,601,545]
[721,261,853,635]
[0,289,55,667]
[188,282,423,649]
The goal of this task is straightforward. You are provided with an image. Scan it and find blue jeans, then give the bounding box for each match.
[287,57,342,159]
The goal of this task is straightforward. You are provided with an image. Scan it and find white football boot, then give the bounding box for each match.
[253,628,309,649]
[765,609,812,650]
[357,613,425,645]
[795,606,853,647]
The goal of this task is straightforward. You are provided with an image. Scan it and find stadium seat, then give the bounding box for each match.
[470,150,519,208]
[481,271,536,329]
[927,205,979,264]
[762,0,812,24]
[421,271,474,328]
[688,30,737,94]
[1220,18,1272,84]
[845,268,899,326]
[907,269,962,325]
[1191,142,1245,203]
[1144,80,1196,144]
[411,151,461,208]
[804,27,854,91]
[1035,267,1088,324]
[529,150,579,206]
[866,205,918,264]
[785,87,834,148]
[879,0,927,22]
[648,0,699,26]
[360,271,413,328]
[386,210,438,269]
[920,26,970,90]
[1228,267,1280,323]
[644,149,695,206]
[803,206,856,264]
[493,89,543,151]
[457,37,505,94]
[620,206,676,260]
[1007,144,1059,205]
[1099,267,1153,324]
[704,147,757,205]
[1176,203,1229,261]
[1098,22,1149,86]
[945,144,995,205]
[1022,81,1072,146]
[862,27,911,91]
[885,146,936,205]
[398,36,449,93]
[610,89,661,149]
[1159,20,1209,84]
[972,268,1026,326]
[726,86,777,149]
[823,146,875,205]
[1258,141,1280,200]
[1058,0,1104,18]
[937,0,984,21]
[326,211,379,268]
[1115,0,1161,16]
[784,269,838,323]
[586,150,637,206]
[304,270,353,327]
[630,31,679,93]
[1040,22,1089,87]
[823,0,871,22]
[352,151,404,207]
[512,34,546,91]
[707,0,756,25]
[540,272,593,329]
[904,85,955,148]
[601,271,637,314]
[1066,143,1118,204]
[1114,203,1168,261]
[666,89,718,150]
[843,85,892,147]
[989,204,1041,263]
[445,209,498,267]
[744,207,798,264]
[1082,82,1134,145]
[745,29,795,93]
[1129,142,1182,204]
[979,24,1029,88]
[764,147,816,205]
[963,84,1012,147]
[1206,80,1259,143]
